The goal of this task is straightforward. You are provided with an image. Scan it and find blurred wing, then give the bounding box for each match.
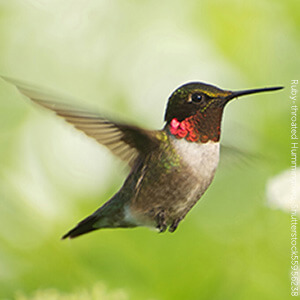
[3,76,160,167]
[220,144,263,169]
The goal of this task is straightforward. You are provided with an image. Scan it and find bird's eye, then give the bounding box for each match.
[191,93,203,103]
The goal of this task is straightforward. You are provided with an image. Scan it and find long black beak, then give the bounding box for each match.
[225,86,284,101]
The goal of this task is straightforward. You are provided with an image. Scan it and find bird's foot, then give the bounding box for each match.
[156,210,167,233]
[169,217,183,233]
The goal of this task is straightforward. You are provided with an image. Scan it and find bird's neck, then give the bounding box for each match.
[165,109,223,143]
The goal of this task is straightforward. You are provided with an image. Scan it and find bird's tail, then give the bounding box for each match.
[62,194,134,239]
[62,214,99,239]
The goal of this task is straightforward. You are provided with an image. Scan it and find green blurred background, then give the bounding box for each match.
[0,0,299,299]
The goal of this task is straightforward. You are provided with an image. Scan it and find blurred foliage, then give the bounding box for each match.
[14,283,128,300]
[0,0,299,300]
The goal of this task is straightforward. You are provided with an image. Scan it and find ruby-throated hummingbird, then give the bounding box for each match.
[2,77,283,238]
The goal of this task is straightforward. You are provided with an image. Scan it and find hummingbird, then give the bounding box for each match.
[2,76,283,238]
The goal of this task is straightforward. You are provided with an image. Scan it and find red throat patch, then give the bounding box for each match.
[169,111,222,143]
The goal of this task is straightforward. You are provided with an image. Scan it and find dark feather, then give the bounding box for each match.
[61,215,98,239]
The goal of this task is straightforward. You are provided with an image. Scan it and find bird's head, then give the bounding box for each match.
[164,82,283,142]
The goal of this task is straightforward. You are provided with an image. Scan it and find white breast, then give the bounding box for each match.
[172,138,220,180]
